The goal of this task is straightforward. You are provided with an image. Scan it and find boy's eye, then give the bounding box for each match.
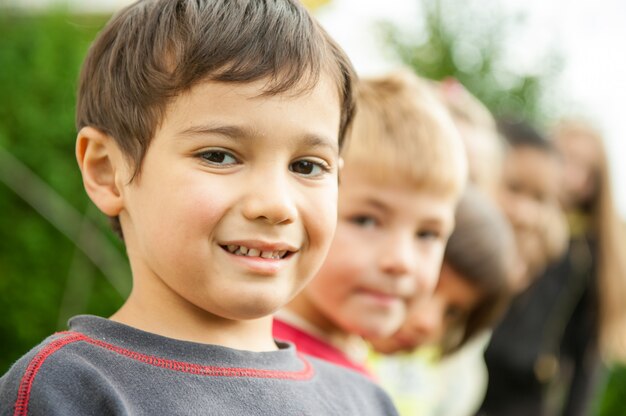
[199,150,238,166]
[350,216,378,228]
[289,159,329,177]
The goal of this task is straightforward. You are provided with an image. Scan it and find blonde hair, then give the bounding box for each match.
[434,78,503,198]
[552,119,626,362]
[344,70,467,198]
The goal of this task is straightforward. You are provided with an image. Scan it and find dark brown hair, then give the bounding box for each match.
[76,0,356,236]
[441,185,515,354]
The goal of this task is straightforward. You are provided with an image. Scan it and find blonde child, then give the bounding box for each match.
[366,80,516,416]
[0,1,399,414]
[273,70,467,376]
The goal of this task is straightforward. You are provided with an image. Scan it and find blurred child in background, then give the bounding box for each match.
[367,79,518,416]
[479,119,578,416]
[546,119,626,415]
[495,120,569,291]
[369,186,515,416]
[436,78,503,200]
[273,70,467,376]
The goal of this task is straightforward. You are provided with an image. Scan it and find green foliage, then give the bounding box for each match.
[0,10,127,374]
[595,365,626,416]
[379,0,563,124]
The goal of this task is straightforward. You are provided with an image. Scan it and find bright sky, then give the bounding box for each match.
[8,0,626,218]
[315,0,626,219]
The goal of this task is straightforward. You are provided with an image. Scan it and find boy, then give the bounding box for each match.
[0,1,398,414]
[273,70,468,375]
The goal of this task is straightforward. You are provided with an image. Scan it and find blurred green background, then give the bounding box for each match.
[0,5,624,416]
[0,10,129,373]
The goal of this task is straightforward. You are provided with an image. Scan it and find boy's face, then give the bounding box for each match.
[117,77,341,322]
[301,167,456,339]
[370,263,482,354]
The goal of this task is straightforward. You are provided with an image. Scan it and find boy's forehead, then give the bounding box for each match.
[156,77,341,149]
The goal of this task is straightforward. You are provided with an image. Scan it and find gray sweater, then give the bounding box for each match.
[0,315,398,415]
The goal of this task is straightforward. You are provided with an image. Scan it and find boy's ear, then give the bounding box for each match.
[76,126,127,216]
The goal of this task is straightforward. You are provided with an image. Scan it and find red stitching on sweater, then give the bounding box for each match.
[14,331,314,415]
[14,332,85,416]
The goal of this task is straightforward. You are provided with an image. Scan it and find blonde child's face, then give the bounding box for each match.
[115,77,341,323]
[370,264,481,354]
[499,146,562,280]
[301,167,456,339]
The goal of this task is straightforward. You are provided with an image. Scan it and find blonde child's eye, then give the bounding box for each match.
[350,216,378,228]
[289,159,329,177]
[198,150,238,166]
[417,230,441,240]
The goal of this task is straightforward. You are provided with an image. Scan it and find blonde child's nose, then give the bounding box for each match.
[379,233,417,277]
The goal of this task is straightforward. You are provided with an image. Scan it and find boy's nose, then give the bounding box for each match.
[241,172,297,225]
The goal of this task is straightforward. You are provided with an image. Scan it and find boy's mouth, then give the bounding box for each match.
[220,244,291,260]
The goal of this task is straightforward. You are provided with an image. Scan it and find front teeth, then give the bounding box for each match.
[225,245,288,259]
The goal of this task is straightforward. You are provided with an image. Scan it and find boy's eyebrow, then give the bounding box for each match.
[176,123,338,152]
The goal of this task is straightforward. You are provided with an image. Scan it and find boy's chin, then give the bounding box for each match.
[220,304,281,321]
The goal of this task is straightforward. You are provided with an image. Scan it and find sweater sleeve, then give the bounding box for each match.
[0,337,128,416]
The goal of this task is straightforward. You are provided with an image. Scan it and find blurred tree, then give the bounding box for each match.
[0,10,129,374]
[379,0,563,124]
[596,363,626,416]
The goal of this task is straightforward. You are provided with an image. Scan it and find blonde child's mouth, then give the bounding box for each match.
[358,289,404,307]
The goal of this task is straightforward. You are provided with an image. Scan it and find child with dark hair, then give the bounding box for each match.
[480,119,626,416]
[495,119,569,291]
[0,1,399,414]
[479,118,568,416]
